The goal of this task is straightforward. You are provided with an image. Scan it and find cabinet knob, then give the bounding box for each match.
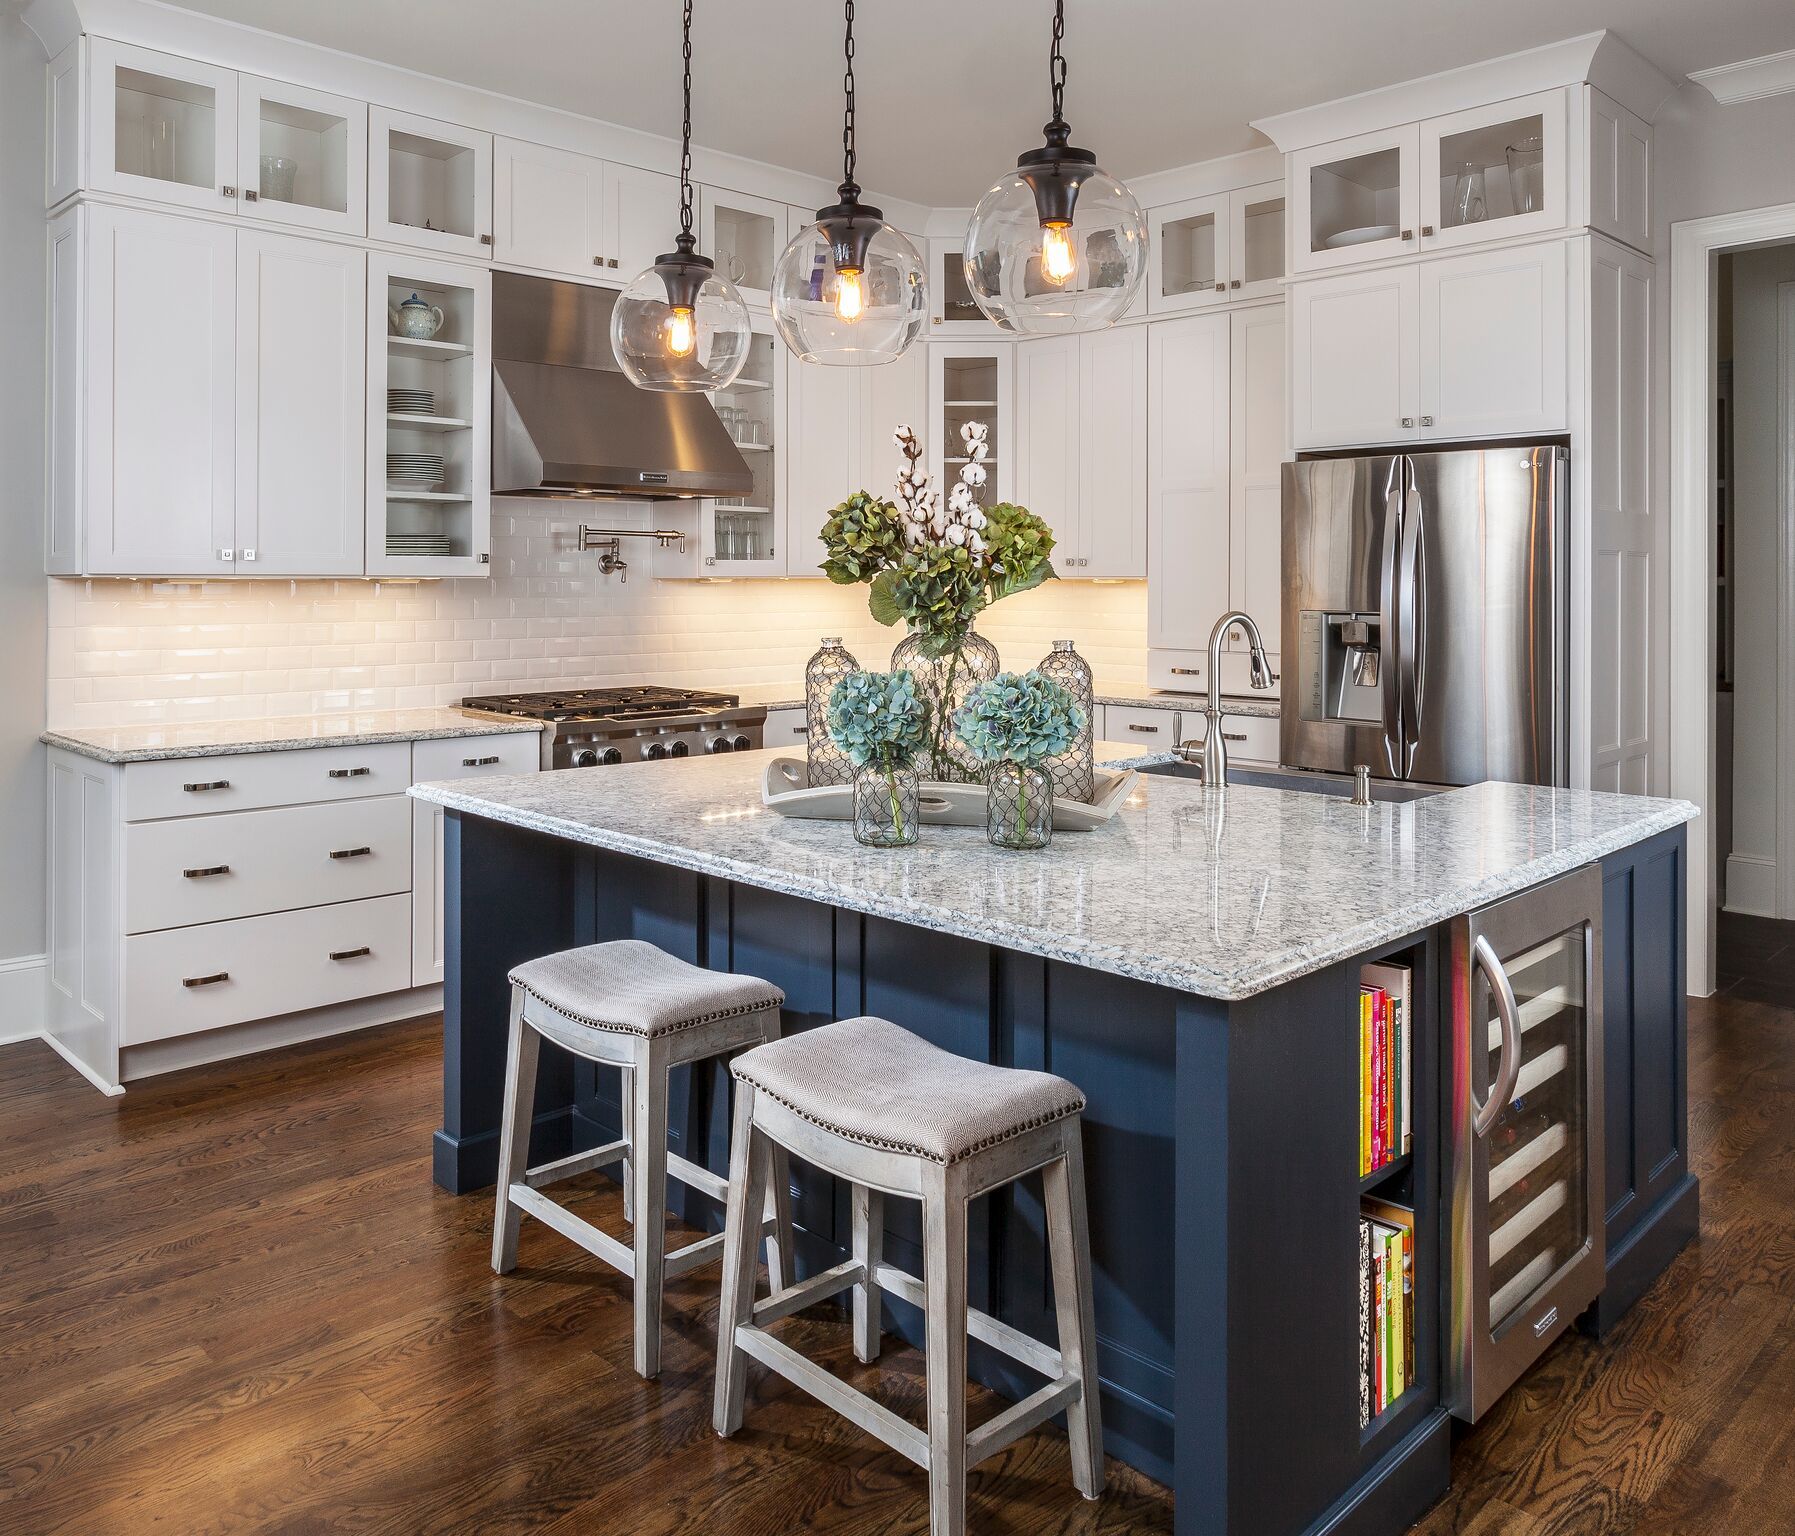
[1214,282,1226,292]
[705,556,716,566]
[1401,417,1416,428]
[241,548,256,562]
[593,256,604,265]
[220,185,236,199]
[1420,225,1434,237]
[1421,415,1435,427]
[218,548,235,562]
[608,257,620,268]
[479,233,493,245]
[1230,279,1242,289]
[1399,229,1413,241]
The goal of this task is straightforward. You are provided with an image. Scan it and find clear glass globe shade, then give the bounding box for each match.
[610,263,753,392]
[964,165,1148,334]
[771,218,927,366]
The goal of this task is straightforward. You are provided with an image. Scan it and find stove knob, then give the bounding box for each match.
[707,735,734,754]
[643,741,669,761]
[599,747,623,766]
[669,740,690,758]
[573,749,599,768]
[733,735,753,752]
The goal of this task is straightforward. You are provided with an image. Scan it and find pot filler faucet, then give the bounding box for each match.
[1201,611,1275,790]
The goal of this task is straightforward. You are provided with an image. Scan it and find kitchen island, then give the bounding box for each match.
[412,749,1697,1536]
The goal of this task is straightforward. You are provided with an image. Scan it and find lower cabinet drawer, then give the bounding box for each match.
[763,707,808,748]
[124,795,411,934]
[1104,706,1182,748]
[412,731,542,782]
[124,742,412,822]
[1186,712,1282,764]
[1146,649,1209,694]
[121,893,414,1046]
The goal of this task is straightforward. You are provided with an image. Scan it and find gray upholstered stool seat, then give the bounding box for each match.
[715,1016,1103,1536]
[491,940,792,1381]
[732,1015,1086,1164]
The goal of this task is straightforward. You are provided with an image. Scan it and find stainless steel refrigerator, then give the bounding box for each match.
[1279,445,1568,787]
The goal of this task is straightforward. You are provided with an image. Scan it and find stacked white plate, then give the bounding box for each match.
[385,533,454,557]
[387,451,445,489]
[387,387,435,415]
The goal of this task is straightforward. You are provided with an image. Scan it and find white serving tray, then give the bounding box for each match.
[760,756,1138,831]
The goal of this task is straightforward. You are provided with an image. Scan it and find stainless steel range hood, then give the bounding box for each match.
[491,271,753,500]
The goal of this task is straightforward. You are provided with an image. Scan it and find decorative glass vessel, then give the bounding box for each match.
[853,761,920,848]
[890,626,1001,783]
[1451,162,1487,226]
[1037,639,1095,802]
[804,637,860,786]
[1505,136,1544,214]
[986,761,1054,851]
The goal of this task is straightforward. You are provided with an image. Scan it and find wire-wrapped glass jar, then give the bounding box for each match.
[853,760,920,848]
[804,637,860,787]
[986,761,1054,850]
[889,626,1001,784]
[1037,639,1095,802]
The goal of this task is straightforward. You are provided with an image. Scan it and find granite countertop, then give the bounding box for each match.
[735,680,1280,719]
[410,745,1696,1002]
[43,707,545,764]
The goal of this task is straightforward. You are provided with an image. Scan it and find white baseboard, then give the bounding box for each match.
[0,953,48,1046]
[41,1026,126,1097]
[1725,853,1779,918]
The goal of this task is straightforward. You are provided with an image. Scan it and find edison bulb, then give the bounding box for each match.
[1040,224,1077,285]
[834,269,866,322]
[664,306,696,357]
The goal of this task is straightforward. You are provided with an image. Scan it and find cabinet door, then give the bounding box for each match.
[1289,125,1420,275]
[1225,303,1286,691]
[1014,334,1081,568]
[862,341,927,505]
[87,39,238,214]
[1419,242,1566,440]
[492,137,603,275]
[412,797,445,987]
[1290,264,1419,450]
[700,187,788,308]
[699,321,785,576]
[1147,313,1230,651]
[1586,89,1653,256]
[605,162,681,281]
[1147,193,1230,314]
[929,343,1013,504]
[1229,183,1287,303]
[785,355,863,578]
[369,107,493,260]
[236,232,366,575]
[238,75,366,237]
[1079,324,1147,578]
[930,232,1001,334]
[85,206,237,575]
[1420,90,1567,253]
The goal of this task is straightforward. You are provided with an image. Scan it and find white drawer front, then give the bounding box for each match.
[125,795,412,934]
[1105,706,1181,747]
[412,731,542,782]
[763,707,808,748]
[125,742,412,821]
[1187,712,1281,764]
[122,893,414,1046]
[1145,650,1210,694]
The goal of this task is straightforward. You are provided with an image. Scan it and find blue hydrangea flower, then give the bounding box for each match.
[953,672,1085,767]
[826,670,930,768]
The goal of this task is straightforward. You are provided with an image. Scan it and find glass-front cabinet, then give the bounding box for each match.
[1289,125,1421,275]
[1420,91,1566,252]
[238,75,366,237]
[369,107,493,261]
[929,234,1002,334]
[1149,182,1286,312]
[1230,183,1287,301]
[928,343,1013,505]
[700,320,784,575]
[88,38,239,213]
[700,189,788,309]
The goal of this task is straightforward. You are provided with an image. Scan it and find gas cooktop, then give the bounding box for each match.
[460,685,766,769]
[459,686,739,723]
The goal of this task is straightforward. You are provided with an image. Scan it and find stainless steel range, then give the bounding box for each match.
[460,686,766,770]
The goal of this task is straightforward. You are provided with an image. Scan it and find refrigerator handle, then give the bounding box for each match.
[1378,468,1403,775]
[1470,935,1523,1138]
[1399,476,1426,777]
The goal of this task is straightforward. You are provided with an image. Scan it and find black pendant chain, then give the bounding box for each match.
[840,0,859,198]
[678,0,695,243]
[1047,0,1069,136]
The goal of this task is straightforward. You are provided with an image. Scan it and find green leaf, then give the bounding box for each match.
[992,559,1056,603]
[867,570,904,628]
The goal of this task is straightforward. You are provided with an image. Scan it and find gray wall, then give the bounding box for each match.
[0,9,47,969]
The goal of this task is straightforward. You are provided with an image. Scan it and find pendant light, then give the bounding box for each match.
[611,0,751,392]
[963,0,1147,334]
[770,0,926,366]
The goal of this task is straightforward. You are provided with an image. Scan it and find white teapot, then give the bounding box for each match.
[388,292,445,340]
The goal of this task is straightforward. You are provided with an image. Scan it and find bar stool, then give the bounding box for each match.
[491,939,793,1380]
[712,1016,1103,1536]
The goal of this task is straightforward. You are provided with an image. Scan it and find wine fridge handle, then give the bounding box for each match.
[1470,934,1523,1138]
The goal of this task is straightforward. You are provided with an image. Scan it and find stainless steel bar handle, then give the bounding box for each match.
[1399,476,1425,776]
[1470,934,1523,1138]
[182,780,230,793]
[182,864,230,879]
[1378,465,1403,776]
[327,766,372,779]
[329,846,373,860]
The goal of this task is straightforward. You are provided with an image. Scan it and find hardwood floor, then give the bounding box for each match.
[2,972,1791,1534]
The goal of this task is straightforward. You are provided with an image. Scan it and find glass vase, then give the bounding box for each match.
[986,761,1053,851]
[804,637,860,787]
[889,624,1000,784]
[853,760,920,848]
[1037,639,1096,803]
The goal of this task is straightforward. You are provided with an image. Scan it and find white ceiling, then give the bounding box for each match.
[161,0,1795,204]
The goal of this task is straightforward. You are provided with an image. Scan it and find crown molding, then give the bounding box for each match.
[1689,48,1795,106]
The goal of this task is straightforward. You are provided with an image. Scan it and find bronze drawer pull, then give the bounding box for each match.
[1127,723,1161,733]
[1169,667,1201,677]
[462,755,501,767]
[182,864,230,879]
[329,846,373,860]
[182,779,230,792]
[182,972,229,988]
[793,724,808,735]
[1222,731,1247,743]
[327,766,372,779]
[329,946,372,962]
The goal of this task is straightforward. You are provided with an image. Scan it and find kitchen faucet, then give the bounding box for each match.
[1200,611,1275,790]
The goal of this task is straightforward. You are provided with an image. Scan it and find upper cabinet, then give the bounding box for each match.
[1289,124,1421,275]
[88,39,240,214]
[1148,182,1287,313]
[699,189,788,308]
[1585,88,1653,255]
[492,139,679,280]
[238,76,367,237]
[369,107,493,261]
[929,343,1013,505]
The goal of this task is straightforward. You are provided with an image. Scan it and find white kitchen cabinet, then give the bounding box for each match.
[492,136,603,275]
[46,41,81,208]
[1147,312,1231,666]
[1585,88,1653,256]
[1014,333,1080,564]
[604,162,681,280]
[1289,263,1419,449]
[1229,184,1288,303]
[86,38,239,215]
[1419,90,1567,253]
[1148,193,1228,313]
[1182,710,1280,764]
[1105,706,1182,751]
[1289,124,1420,275]
[700,188,788,307]
[236,230,366,574]
[690,319,785,576]
[762,707,810,751]
[237,75,366,237]
[1223,303,1287,692]
[785,351,863,577]
[1077,324,1148,578]
[929,342,1013,505]
[82,204,237,575]
[1418,241,1566,440]
[860,338,927,495]
[369,106,493,260]
[930,232,1002,335]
